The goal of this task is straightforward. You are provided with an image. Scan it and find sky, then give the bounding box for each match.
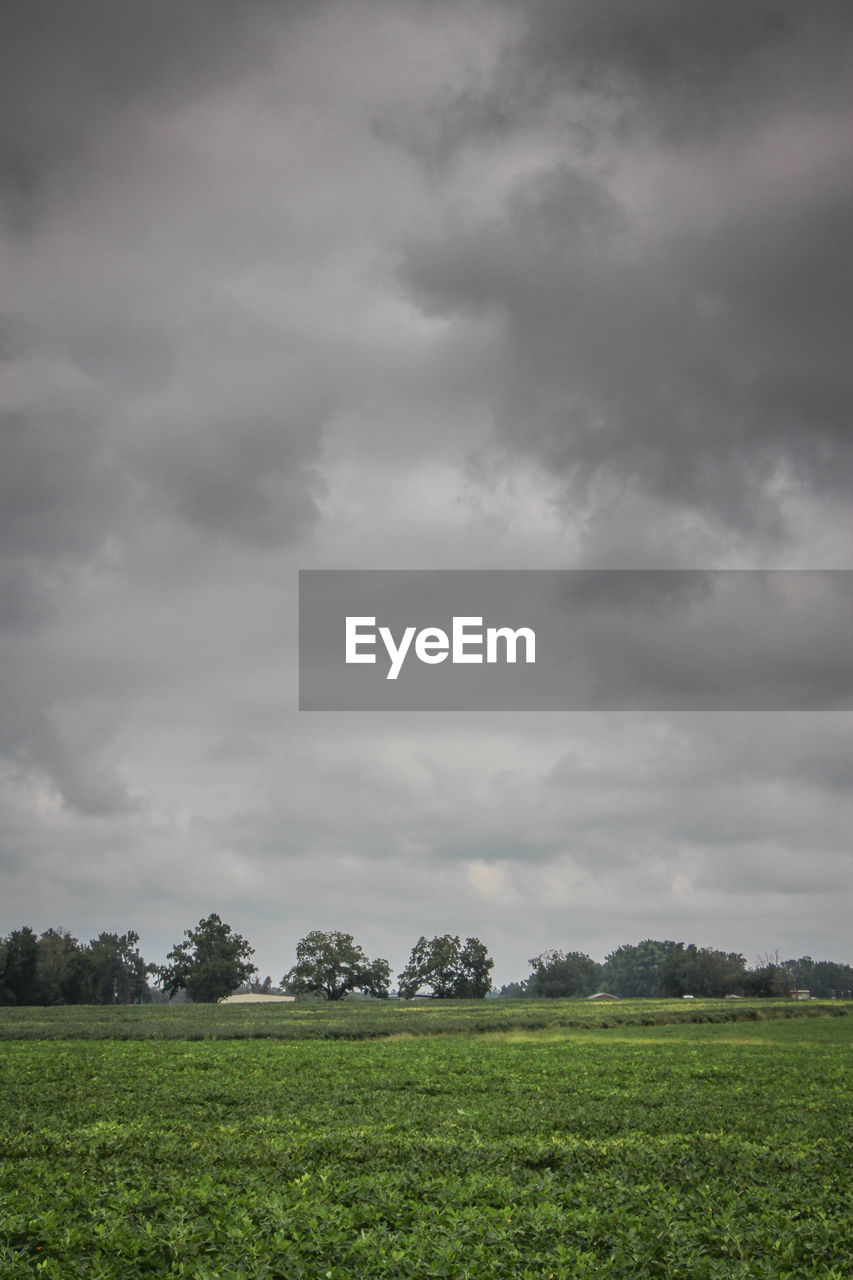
[1,0,851,989]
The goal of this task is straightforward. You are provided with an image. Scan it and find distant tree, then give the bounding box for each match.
[453,937,494,998]
[157,914,256,1002]
[84,931,150,1004]
[658,944,746,998]
[34,928,87,1005]
[397,935,493,999]
[0,926,40,1005]
[248,975,275,994]
[496,980,531,998]
[783,956,853,999]
[809,960,853,999]
[600,940,683,998]
[283,931,391,1001]
[527,949,599,998]
[784,954,815,994]
[742,961,793,998]
[739,952,793,999]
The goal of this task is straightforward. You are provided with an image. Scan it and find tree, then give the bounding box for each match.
[0,926,40,1005]
[33,927,88,1005]
[397,935,494,999]
[657,944,746,998]
[249,975,275,994]
[496,980,531,998]
[527,949,599,998]
[454,937,494,998]
[157,914,256,1002]
[742,960,793,998]
[84,931,150,1004]
[283,930,390,1000]
[600,940,683,998]
[740,952,794,999]
[784,957,853,1000]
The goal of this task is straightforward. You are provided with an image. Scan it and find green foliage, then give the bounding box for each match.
[601,939,683,997]
[283,930,391,1001]
[743,958,795,998]
[0,1014,851,1277]
[3,916,852,1012]
[398,934,494,999]
[0,927,151,1006]
[496,979,530,998]
[156,914,256,1003]
[454,937,494,998]
[783,956,853,999]
[0,927,39,1005]
[32,928,88,1006]
[658,944,747,998]
[84,931,150,1004]
[0,996,847,1043]
[527,948,599,997]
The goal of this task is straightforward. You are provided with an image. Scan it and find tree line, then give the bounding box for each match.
[0,918,493,1006]
[0,927,149,1007]
[1,918,851,1005]
[504,941,853,1001]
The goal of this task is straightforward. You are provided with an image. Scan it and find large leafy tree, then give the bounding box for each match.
[600,940,683,998]
[658,943,746,998]
[283,930,390,1000]
[85,931,150,1004]
[742,960,793,998]
[157,914,256,1002]
[398,934,493,999]
[34,927,88,1005]
[454,937,494,998]
[527,949,599,998]
[0,926,40,1005]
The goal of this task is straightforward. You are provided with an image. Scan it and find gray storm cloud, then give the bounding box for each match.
[391,0,853,536]
[0,0,850,984]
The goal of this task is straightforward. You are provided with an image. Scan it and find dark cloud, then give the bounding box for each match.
[397,117,853,533]
[0,1,850,978]
[381,1,853,535]
[517,0,852,134]
[0,347,124,562]
[385,0,852,164]
[0,0,301,230]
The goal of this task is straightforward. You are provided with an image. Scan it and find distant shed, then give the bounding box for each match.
[586,992,620,1001]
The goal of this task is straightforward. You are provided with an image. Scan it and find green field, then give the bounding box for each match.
[0,995,847,1041]
[2,1004,851,1278]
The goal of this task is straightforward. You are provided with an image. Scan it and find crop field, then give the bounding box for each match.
[2,1007,851,1278]
[0,995,846,1041]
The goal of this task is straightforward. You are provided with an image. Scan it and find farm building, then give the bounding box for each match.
[586,992,620,1001]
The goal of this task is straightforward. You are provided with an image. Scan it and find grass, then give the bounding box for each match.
[1,1004,851,1277]
[0,995,847,1041]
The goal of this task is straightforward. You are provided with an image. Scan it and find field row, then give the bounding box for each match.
[0,995,848,1041]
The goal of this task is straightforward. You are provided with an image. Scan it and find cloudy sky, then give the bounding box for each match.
[2,0,851,987]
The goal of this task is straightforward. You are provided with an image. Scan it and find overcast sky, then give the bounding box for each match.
[1,0,851,988]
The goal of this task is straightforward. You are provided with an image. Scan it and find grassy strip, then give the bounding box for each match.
[0,996,848,1041]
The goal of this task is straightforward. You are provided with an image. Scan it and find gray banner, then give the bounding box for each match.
[298,570,853,711]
